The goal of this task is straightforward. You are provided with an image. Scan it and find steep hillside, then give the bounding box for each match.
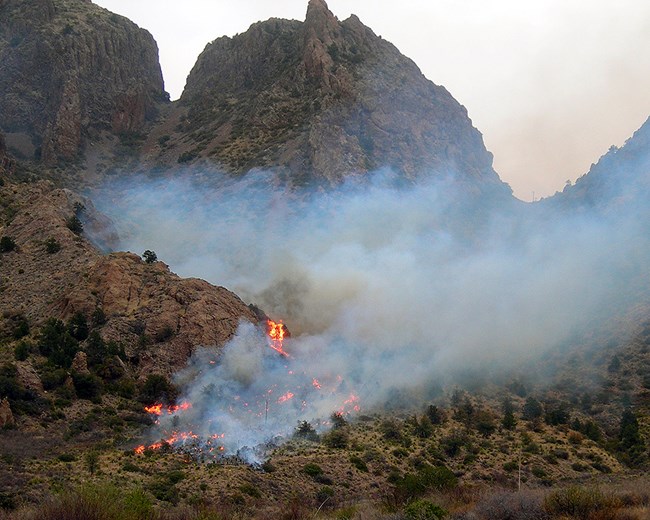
[546,116,650,211]
[0,180,259,378]
[145,0,508,193]
[0,0,166,167]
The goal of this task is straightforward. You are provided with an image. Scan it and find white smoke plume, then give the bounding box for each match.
[92,165,650,459]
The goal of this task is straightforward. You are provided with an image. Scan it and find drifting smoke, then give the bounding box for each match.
[93,163,650,460]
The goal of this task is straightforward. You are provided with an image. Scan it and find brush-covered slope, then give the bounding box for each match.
[152,0,507,193]
[0,0,166,166]
[547,116,650,211]
[0,180,259,377]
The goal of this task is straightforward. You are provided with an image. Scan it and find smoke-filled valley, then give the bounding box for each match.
[91,158,650,459]
[2,0,650,516]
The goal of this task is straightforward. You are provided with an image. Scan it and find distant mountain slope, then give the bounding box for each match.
[546,116,650,211]
[0,0,166,166]
[148,0,508,193]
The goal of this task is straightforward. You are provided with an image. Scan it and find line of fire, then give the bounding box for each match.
[133,319,360,464]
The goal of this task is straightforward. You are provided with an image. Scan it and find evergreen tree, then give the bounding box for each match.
[502,397,517,430]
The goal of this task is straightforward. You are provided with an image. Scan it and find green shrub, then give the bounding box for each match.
[316,485,334,504]
[405,499,448,520]
[240,483,262,499]
[0,236,16,252]
[303,462,323,477]
[323,428,349,448]
[67,312,89,341]
[294,420,319,441]
[72,372,102,401]
[0,363,27,400]
[45,237,61,254]
[395,465,457,502]
[166,470,186,484]
[57,453,77,462]
[142,250,157,264]
[38,318,79,368]
[12,318,29,340]
[350,455,369,472]
[13,341,31,361]
[66,215,83,235]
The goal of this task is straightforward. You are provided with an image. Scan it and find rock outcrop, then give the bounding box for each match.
[155,0,508,194]
[0,0,166,165]
[0,181,259,376]
[0,398,14,428]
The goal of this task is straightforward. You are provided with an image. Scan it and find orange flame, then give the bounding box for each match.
[144,403,164,415]
[267,319,289,356]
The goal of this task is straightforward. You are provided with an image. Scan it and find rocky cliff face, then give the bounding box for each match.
[0,0,166,166]
[0,181,259,377]
[154,0,507,193]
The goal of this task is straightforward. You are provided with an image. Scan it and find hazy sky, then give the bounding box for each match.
[93,0,650,200]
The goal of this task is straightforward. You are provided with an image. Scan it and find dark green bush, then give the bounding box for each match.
[44,237,61,254]
[72,372,102,401]
[404,499,448,520]
[38,318,79,368]
[13,340,31,361]
[350,455,368,472]
[66,215,83,235]
[303,462,323,477]
[323,428,349,449]
[67,312,89,341]
[142,250,157,264]
[0,236,16,252]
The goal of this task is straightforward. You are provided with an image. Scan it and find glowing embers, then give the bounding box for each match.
[267,319,289,356]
